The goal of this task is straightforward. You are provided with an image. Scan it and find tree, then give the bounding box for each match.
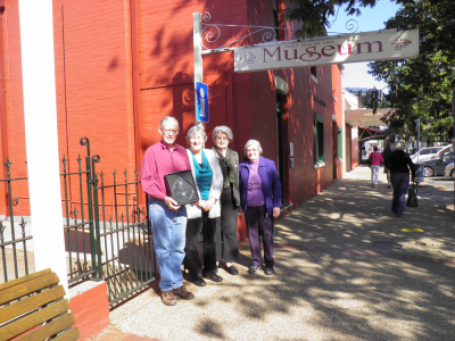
[367,0,455,145]
[285,0,379,38]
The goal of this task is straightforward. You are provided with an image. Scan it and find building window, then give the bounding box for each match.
[338,127,343,161]
[311,66,317,77]
[273,0,280,40]
[314,113,325,168]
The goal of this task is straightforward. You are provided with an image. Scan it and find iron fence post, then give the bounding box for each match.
[91,155,103,280]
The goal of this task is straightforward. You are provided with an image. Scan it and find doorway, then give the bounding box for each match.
[276,93,286,203]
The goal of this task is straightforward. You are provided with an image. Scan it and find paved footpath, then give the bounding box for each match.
[90,166,455,341]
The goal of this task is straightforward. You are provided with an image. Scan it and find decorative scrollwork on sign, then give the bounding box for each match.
[346,19,359,33]
[392,38,412,50]
[326,19,359,35]
[201,11,281,50]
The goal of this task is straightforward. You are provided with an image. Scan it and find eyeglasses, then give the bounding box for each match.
[246,148,258,152]
[162,129,178,135]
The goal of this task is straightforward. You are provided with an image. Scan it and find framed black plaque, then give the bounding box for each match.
[165,170,199,205]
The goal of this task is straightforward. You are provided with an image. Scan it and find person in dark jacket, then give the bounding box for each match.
[212,126,240,276]
[384,141,415,217]
[239,140,281,275]
[382,142,393,188]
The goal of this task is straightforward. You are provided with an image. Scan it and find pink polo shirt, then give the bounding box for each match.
[140,141,191,201]
[369,151,384,166]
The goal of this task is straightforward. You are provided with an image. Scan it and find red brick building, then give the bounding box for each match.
[0,0,344,219]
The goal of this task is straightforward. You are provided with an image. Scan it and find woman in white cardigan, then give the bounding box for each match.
[184,125,223,286]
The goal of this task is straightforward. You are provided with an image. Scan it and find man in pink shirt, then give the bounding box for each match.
[141,116,195,306]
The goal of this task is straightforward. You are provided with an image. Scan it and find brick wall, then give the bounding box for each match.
[1,0,343,219]
[69,281,110,340]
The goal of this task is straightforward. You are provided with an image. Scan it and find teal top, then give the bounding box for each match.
[192,150,213,200]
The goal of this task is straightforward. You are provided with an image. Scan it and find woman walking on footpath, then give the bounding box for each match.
[368,146,384,188]
[212,126,240,276]
[384,141,415,217]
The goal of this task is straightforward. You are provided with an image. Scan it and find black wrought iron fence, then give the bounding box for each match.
[0,159,33,284]
[92,163,156,306]
[0,137,156,306]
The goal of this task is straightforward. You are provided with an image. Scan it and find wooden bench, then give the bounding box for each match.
[0,269,80,341]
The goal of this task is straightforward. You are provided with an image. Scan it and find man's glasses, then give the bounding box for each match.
[162,129,178,135]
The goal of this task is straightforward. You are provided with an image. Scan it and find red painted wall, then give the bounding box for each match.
[0,0,343,220]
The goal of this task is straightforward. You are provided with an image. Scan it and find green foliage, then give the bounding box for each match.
[285,0,378,38]
[367,0,455,145]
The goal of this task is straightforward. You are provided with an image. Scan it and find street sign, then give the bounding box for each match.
[196,82,209,123]
[234,29,419,72]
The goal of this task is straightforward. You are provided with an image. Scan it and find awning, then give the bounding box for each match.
[345,108,394,126]
[358,126,389,142]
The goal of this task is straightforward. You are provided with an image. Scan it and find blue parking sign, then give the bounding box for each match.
[196,82,209,123]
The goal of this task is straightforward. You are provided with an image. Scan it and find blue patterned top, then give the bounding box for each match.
[192,150,213,200]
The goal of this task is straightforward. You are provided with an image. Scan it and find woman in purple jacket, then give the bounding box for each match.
[239,140,281,275]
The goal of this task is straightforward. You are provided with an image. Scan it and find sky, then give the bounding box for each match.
[326,0,403,92]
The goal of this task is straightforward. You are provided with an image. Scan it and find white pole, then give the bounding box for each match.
[193,12,204,127]
[417,118,420,163]
[18,0,68,293]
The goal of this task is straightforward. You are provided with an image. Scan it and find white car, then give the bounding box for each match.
[411,146,446,163]
[444,161,454,179]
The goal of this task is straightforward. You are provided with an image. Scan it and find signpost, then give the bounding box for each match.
[196,82,209,123]
[233,29,419,73]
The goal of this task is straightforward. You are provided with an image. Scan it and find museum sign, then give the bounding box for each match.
[234,29,419,72]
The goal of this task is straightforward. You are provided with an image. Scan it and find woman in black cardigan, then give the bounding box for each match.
[212,126,240,275]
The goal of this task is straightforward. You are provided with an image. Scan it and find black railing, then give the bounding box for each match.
[0,137,156,306]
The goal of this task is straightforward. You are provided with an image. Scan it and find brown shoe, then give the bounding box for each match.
[161,290,176,306]
[173,285,195,300]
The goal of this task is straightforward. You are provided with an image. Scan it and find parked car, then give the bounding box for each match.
[437,146,454,159]
[411,146,447,163]
[421,151,454,177]
[444,161,454,179]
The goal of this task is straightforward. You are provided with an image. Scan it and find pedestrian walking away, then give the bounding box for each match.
[382,142,393,188]
[368,146,384,188]
[140,116,195,306]
[184,126,224,287]
[384,141,415,217]
[239,139,281,276]
[212,126,240,276]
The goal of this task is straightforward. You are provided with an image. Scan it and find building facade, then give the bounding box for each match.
[0,0,344,221]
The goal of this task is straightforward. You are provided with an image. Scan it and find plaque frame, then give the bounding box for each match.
[165,170,199,205]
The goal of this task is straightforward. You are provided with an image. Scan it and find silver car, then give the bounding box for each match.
[411,146,446,163]
[444,161,454,179]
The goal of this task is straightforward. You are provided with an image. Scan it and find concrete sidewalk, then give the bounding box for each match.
[91,166,455,341]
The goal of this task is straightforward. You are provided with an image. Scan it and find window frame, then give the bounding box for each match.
[337,126,343,162]
[314,112,325,169]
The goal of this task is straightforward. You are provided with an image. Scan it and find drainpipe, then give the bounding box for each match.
[0,2,9,174]
[130,0,142,178]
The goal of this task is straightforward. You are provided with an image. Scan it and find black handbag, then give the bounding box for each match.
[406,183,418,207]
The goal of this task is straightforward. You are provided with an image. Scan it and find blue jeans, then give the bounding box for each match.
[391,173,409,216]
[149,198,187,291]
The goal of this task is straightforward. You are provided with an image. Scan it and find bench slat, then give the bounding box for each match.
[0,299,69,341]
[0,273,59,306]
[51,327,81,341]
[0,269,51,292]
[16,313,76,341]
[0,285,66,325]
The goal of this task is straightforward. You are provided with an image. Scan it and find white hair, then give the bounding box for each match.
[160,116,179,129]
[393,141,406,151]
[243,139,263,155]
[212,126,233,142]
[186,125,208,142]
